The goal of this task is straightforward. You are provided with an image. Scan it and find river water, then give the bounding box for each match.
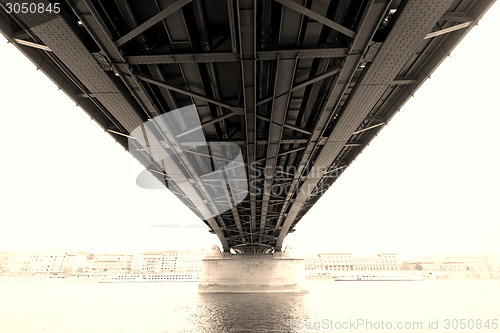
[1,280,499,332]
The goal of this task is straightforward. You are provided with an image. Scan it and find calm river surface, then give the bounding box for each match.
[1,280,499,332]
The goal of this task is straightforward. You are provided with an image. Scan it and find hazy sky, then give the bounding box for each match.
[0,5,499,258]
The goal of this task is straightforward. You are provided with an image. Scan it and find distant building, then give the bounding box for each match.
[304,255,322,272]
[131,252,163,273]
[3,250,67,274]
[485,254,500,272]
[28,251,67,274]
[176,250,205,272]
[4,251,32,274]
[131,250,206,273]
[2,249,499,281]
[161,251,179,272]
[313,253,399,271]
[92,254,133,273]
[0,252,8,273]
[63,252,89,274]
[409,255,489,273]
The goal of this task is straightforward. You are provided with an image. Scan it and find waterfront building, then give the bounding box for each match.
[408,254,491,277]
[28,250,67,274]
[3,250,67,274]
[4,251,32,274]
[92,254,133,273]
[131,250,207,273]
[316,253,399,271]
[176,250,206,272]
[131,252,163,273]
[2,249,499,282]
[62,252,89,274]
[409,255,489,272]
[485,254,500,272]
[304,255,322,272]
[160,251,179,272]
[303,253,419,281]
[0,252,8,273]
[84,254,96,273]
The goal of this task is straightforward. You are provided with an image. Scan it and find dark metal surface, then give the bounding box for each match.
[0,0,495,253]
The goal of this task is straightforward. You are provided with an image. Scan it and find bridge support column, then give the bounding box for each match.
[198,250,308,293]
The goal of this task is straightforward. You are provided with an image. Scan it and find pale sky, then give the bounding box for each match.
[0,5,499,259]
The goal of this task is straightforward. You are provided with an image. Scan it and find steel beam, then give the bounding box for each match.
[352,122,385,135]
[292,66,341,92]
[278,144,307,156]
[238,0,258,248]
[13,38,52,52]
[126,48,347,64]
[115,0,192,47]
[274,0,356,38]
[257,47,348,60]
[256,115,312,135]
[135,73,243,112]
[259,58,297,241]
[392,77,417,85]
[127,52,239,64]
[257,66,341,106]
[424,21,472,39]
[440,11,472,22]
[175,110,242,138]
[227,0,238,53]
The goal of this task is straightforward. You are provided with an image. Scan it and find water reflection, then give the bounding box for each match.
[194,293,308,332]
[2,281,500,332]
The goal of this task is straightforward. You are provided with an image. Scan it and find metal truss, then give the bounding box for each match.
[0,0,495,253]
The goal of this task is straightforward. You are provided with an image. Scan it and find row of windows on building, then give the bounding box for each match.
[0,250,207,275]
[304,253,400,272]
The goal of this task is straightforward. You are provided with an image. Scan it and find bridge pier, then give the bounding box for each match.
[198,248,308,293]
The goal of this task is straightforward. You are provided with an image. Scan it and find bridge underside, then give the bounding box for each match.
[0,0,494,253]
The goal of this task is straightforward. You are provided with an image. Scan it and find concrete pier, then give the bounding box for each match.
[198,247,308,293]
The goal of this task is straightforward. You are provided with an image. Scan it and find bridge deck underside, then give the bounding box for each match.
[0,0,494,252]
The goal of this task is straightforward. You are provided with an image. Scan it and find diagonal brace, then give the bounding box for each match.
[274,0,356,38]
[257,67,341,106]
[135,73,243,112]
[116,0,192,47]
